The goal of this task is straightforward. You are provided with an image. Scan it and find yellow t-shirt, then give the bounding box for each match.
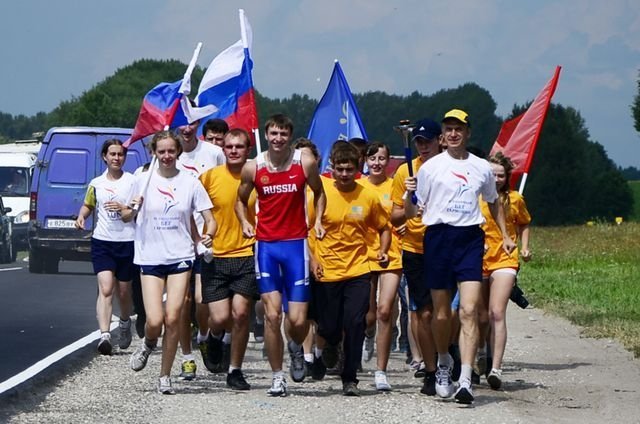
[199,165,256,257]
[358,177,402,271]
[481,191,531,273]
[308,176,389,282]
[391,158,426,254]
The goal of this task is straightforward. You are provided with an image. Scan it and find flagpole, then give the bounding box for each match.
[518,173,528,194]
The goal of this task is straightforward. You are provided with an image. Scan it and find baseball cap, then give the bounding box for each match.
[442,109,470,126]
[411,118,441,141]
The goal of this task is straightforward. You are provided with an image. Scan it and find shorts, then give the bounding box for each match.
[402,250,432,311]
[140,260,194,278]
[91,238,134,282]
[255,239,310,303]
[201,256,259,303]
[424,224,484,290]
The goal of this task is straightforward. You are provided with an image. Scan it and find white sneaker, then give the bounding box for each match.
[454,378,474,404]
[435,365,455,398]
[363,335,375,362]
[157,375,175,395]
[374,370,392,391]
[487,368,502,390]
[267,374,287,397]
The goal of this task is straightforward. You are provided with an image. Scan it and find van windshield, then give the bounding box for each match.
[0,167,30,196]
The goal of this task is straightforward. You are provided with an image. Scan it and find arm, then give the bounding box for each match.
[302,155,327,240]
[235,161,257,238]
[122,196,142,223]
[518,223,531,261]
[377,224,391,267]
[487,200,517,255]
[403,176,420,219]
[200,209,217,248]
[74,204,93,230]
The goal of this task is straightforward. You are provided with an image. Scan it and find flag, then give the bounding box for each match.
[307,60,368,172]
[490,66,562,191]
[125,43,216,147]
[196,9,259,143]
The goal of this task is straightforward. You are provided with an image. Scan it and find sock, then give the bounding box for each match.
[100,332,111,339]
[273,370,285,378]
[222,332,231,344]
[314,347,323,358]
[437,352,453,368]
[229,366,240,374]
[460,364,473,383]
[304,353,314,363]
[182,353,195,362]
[143,337,157,349]
[196,331,209,344]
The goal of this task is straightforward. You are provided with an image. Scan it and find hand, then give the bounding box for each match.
[104,201,124,213]
[484,243,489,254]
[130,196,143,211]
[310,256,323,280]
[521,248,532,262]
[241,221,255,238]
[377,251,389,268]
[314,221,326,240]
[394,223,407,237]
[502,237,517,256]
[74,216,85,230]
[201,233,213,248]
[404,176,417,192]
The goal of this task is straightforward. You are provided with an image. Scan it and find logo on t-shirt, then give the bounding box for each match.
[157,186,179,215]
[447,171,473,215]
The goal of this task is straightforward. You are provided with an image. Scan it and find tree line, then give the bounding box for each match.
[0,59,635,225]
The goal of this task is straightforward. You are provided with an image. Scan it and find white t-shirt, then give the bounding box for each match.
[177,141,224,234]
[416,151,498,227]
[131,169,213,265]
[87,171,136,242]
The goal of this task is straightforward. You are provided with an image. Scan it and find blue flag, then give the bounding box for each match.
[307,61,368,172]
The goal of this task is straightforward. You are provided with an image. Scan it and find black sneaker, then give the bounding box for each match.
[421,371,436,396]
[206,333,224,366]
[97,334,112,355]
[198,340,217,373]
[322,344,339,369]
[342,381,360,396]
[221,343,231,373]
[288,340,306,383]
[311,357,327,380]
[227,369,251,390]
[471,370,480,385]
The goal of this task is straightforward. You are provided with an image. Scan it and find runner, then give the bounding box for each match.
[199,128,259,390]
[236,114,326,396]
[127,131,215,395]
[75,139,136,355]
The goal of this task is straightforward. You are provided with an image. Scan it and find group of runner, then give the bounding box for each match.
[76,109,531,403]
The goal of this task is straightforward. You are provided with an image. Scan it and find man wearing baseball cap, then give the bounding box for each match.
[404,109,515,404]
[390,117,442,396]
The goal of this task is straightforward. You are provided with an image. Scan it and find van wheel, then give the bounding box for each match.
[29,248,45,273]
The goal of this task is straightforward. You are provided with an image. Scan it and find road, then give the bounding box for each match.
[0,259,98,383]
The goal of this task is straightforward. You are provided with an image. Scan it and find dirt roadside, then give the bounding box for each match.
[2,303,639,423]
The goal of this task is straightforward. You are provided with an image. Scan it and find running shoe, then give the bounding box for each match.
[253,320,264,343]
[267,374,287,397]
[435,364,455,398]
[487,368,502,390]
[198,340,217,373]
[390,326,399,352]
[288,340,306,383]
[227,369,251,390]
[363,335,375,362]
[118,320,132,349]
[206,333,224,366]
[342,381,360,396]
[310,357,327,381]
[157,375,175,395]
[97,333,112,356]
[130,341,153,371]
[474,349,487,376]
[421,370,436,396]
[454,378,474,404]
[374,370,392,391]
[179,359,197,380]
[221,343,231,373]
[414,361,426,378]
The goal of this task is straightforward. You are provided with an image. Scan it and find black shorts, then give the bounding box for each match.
[201,256,259,303]
[402,250,432,311]
[91,238,134,282]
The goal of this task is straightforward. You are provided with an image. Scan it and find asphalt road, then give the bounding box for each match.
[0,259,99,383]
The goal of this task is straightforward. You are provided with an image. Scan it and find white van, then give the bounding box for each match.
[0,140,41,253]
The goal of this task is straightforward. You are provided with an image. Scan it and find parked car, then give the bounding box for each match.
[0,195,14,263]
[28,127,150,273]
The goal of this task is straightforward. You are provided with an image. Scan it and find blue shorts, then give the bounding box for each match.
[140,260,194,278]
[255,239,310,303]
[423,224,484,290]
[91,238,134,282]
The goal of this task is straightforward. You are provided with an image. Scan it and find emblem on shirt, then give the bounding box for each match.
[260,175,270,185]
[157,186,179,215]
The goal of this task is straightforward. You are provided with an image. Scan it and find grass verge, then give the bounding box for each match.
[518,222,640,356]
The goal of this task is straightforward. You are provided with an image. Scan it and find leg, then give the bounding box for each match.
[430,289,452,358]
[375,270,401,372]
[457,281,482,379]
[194,273,210,341]
[261,291,284,371]
[341,276,371,384]
[116,280,133,321]
[160,272,190,377]
[230,293,252,369]
[96,270,116,332]
[488,273,515,371]
[178,273,194,357]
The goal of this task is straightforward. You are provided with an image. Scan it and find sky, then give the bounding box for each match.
[1,0,639,167]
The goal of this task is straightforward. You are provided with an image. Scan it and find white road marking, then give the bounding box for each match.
[0,267,22,272]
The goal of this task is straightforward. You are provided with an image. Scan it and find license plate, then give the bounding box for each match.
[46,218,76,229]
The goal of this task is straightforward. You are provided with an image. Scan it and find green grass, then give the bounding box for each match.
[629,181,640,222]
[518,222,640,356]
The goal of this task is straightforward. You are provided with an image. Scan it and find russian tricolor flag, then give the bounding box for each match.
[196,9,258,143]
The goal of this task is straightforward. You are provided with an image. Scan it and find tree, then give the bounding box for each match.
[633,69,640,134]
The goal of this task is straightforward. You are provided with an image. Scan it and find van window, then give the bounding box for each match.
[48,148,90,185]
[0,167,29,196]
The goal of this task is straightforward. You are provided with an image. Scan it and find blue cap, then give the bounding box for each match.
[411,118,441,141]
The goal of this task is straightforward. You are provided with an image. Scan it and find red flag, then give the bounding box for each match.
[491,66,562,190]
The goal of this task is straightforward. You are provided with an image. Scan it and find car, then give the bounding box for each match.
[0,195,15,263]
[28,127,150,273]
